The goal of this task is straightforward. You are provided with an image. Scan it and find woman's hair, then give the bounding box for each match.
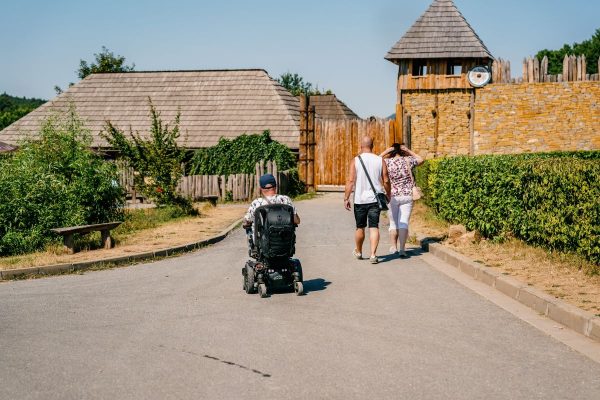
[390,143,401,157]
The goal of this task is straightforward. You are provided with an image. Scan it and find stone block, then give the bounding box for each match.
[547,301,593,336]
[494,275,525,299]
[589,318,600,342]
[476,267,500,287]
[518,287,554,315]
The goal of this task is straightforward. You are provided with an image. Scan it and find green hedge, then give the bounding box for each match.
[415,151,600,265]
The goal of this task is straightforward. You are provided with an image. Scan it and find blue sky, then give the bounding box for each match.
[1,0,598,117]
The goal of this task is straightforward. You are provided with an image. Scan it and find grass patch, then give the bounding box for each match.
[113,206,193,241]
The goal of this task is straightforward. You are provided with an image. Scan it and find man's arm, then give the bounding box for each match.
[344,159,356,211]
[382,160,391,199]
[242,201,256,228]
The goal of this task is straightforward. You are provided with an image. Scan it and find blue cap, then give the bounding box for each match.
[259,174,277,189]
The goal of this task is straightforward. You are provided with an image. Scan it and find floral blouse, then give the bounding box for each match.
[385,156,418,197]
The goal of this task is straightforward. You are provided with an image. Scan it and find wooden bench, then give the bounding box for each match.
[199,195,219,206]
[51,222,123,254]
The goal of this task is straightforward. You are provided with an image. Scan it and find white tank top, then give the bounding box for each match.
[354,153,384,204]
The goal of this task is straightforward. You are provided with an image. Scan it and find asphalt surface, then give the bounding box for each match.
[1,193,600,399]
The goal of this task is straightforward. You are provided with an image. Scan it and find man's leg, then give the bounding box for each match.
[369,228,380,257]
[355,228,365,255]
[367,204,381,259]
[353,204,368,257]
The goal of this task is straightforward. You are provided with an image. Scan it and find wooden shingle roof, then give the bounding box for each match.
[0,69,301,149]
[385,0,493,62]
[0,141,16,153]
[305,94,359,120]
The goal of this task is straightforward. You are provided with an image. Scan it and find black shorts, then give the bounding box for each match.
[354,202,380,229]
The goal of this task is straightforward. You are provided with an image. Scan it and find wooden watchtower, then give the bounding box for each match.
[385,0,494,154]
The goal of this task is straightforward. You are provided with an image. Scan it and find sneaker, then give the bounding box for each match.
[352,249,363,260]
[369,256,379,264]
[399,250,408,258]
[389,246,399,255]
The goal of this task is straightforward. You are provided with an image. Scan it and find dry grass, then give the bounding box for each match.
[0,203,246,271]
[407,202,600,315]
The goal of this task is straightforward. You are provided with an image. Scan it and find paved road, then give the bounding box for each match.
[1,193,600,399]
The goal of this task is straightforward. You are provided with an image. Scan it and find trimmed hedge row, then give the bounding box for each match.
[415,151,600,265]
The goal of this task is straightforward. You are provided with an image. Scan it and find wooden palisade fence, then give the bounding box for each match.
[177,160,290,202]
[493,55,600,83]
[118,160,289,203]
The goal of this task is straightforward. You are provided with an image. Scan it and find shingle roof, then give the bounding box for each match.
[385,0,493,62]
[0,69,301,149]
[305,94,359,120]
[0,141,16,153]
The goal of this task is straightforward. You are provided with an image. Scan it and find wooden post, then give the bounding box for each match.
[64,234,75,254]
[469,89,475,155]
[533,57,540,83]
[101,230,112,250]
[395,102,403,144]
[307,104,315,192]
[541,56,549,82]
[563,54,569,82]
[433,92,439,157]
[298,95,308,187]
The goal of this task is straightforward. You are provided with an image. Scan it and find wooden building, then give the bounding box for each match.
[0,69,301,150]
[385,0,493,92]
[306,94,359,120]
[385,0,494,157]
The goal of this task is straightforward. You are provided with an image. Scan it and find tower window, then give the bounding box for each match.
[412,60,428,76]
[447,61,462,75]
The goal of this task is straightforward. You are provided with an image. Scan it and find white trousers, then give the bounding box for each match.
[388,195,413,230]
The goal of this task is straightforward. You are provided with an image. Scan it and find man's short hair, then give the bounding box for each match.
[259,173,277,189]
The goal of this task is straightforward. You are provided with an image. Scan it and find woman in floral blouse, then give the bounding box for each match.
[380,143,424,257]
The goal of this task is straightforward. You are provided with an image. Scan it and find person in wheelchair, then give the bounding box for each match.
[242,174,303,297]
[242,173,300,230]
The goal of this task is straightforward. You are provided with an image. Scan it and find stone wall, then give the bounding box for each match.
[474,82,600,154]
[401,81,600,158]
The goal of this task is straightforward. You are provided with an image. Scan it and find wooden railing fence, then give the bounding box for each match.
[493,55,600,83]
[118,160,289,203]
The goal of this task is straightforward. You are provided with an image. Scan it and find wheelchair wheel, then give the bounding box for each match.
[244,266,255,294]
[294,281,304,296]
[258,283,268,298]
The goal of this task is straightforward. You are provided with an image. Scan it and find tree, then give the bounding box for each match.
[277,72,332,96]
[101,99,193,213]
[0,93,46,130]
[78,46,135,80]
[536,28,600,75]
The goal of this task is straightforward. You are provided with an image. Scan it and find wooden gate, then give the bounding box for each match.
[311,118,400,189]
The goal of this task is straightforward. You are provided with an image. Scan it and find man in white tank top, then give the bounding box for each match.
[344,136,391,264]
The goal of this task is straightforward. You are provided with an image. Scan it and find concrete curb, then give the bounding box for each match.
[0,219,244,281]
[418,235,600,344]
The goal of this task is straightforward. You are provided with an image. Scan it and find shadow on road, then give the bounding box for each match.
[302,278,331,294]
[377,247,427,263]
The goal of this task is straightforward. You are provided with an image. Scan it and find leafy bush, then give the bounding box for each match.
[102,100,194,214]
[188,131,296,175]
[416,151,600,266]
[0,106,124,256]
